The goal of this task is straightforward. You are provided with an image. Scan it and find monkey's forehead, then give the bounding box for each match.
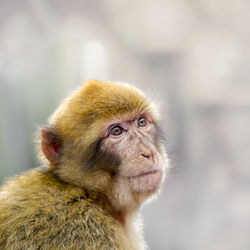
[51,80,156,123]
[80,80,149,115]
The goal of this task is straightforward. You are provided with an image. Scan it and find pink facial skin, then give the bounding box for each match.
[100,111,165,193]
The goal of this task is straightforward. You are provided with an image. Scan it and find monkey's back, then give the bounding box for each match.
[0,169,130,250]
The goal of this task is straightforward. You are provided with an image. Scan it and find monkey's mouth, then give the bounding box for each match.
[127,170,162,191]
[129,170,160,179]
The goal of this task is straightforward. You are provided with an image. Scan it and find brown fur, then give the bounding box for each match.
[0,169,133,249]
[0,79,168,249]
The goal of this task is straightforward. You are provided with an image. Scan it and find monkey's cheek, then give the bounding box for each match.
[129,170,163,192]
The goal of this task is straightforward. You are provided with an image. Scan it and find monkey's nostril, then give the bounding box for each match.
[141,153,150,159]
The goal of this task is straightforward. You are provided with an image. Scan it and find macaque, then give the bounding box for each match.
[0,79,168,250]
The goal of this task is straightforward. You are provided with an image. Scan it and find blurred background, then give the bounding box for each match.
[0,0,250,249]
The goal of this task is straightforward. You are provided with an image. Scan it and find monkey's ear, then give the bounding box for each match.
[40,128,61,164]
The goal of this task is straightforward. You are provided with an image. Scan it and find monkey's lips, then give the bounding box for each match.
[128,170,163,192]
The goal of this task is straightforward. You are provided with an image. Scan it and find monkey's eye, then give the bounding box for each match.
[110,126,123,136]
[138,117,147,127]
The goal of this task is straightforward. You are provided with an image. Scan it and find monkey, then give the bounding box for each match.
[0,79,168,250]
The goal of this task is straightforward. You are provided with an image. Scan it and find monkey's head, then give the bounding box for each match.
[40,80,168,212]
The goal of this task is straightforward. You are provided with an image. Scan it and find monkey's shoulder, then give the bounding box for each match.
[0,168,130,249]
[0,168,86,206]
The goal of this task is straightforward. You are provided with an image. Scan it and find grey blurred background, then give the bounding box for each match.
[0,1,250,249]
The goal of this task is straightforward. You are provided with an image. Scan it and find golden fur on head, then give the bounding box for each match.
[50,79,151,131]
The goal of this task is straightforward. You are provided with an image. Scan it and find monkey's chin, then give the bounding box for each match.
[128,170,163,193]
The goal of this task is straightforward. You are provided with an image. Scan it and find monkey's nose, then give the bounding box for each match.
[141,153,151,159]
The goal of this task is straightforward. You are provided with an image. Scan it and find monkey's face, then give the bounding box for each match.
[100,111,167,195]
